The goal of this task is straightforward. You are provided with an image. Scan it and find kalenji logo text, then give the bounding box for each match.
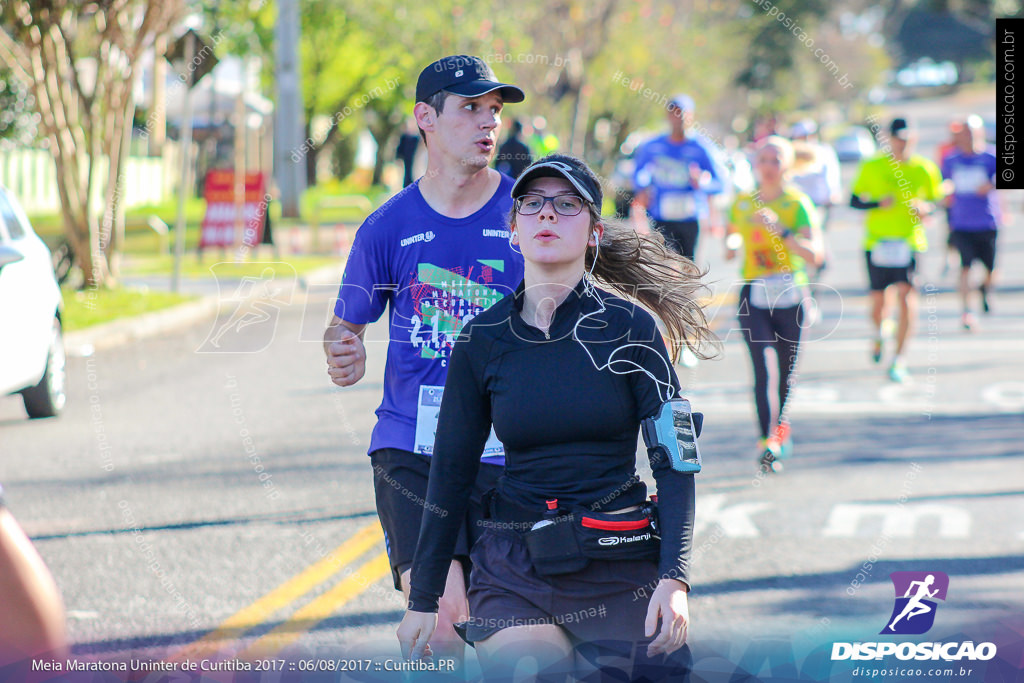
[597,533,651,546]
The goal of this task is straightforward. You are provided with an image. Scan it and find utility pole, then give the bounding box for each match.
[274,0,305,218]
[151,34,167,155]
[172,31,195,294]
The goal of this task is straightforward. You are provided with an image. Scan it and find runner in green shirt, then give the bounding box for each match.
[850,117,943,383]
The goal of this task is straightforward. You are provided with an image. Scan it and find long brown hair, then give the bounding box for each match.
[509,204,718,363]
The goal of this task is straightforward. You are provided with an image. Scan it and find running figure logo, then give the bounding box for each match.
[881,571,949,635]
[197,263,296,353]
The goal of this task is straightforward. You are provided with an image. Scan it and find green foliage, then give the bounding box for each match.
[733,0,831,92]
[184,0,979,177]
[61,286,197,331]
[0,68,36,144]
[190,0,422,183]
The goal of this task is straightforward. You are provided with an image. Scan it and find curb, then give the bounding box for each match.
[65,296,219,356]
[65,263,345,356]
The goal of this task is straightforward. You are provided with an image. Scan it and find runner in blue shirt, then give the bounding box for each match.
[941,115,1000,330]
[632,94,725,262]
[323,55,524,662]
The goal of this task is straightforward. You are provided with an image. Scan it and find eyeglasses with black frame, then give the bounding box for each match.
[515,194,587,216]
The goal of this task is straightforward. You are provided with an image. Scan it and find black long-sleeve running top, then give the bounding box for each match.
[408,278,697,613]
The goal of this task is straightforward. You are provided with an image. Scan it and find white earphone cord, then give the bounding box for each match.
[574,236,677,404]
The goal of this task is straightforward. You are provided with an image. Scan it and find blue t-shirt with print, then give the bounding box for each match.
[632,133,724,222]
[941,148,1000,231]
[335,175,523,463]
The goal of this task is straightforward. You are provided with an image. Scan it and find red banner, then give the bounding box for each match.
[200,170,267,248]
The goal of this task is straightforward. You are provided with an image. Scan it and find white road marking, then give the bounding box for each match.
[981,382,1024,413]
[822,503,971,538]
[67,610,100,620]
[694,495,771,537]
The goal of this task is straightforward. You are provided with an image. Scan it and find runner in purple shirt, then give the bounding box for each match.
[324,55,524,663]
[941,115,1000,330]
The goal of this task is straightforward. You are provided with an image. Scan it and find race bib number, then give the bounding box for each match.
[951,165,988,194]
[659,193,696,220]
[750,274,805,309]
[870,240,913,268]
[414,385,504,457]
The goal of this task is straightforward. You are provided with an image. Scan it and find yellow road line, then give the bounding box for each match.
[168,522,384,662]
[240,551,392,659]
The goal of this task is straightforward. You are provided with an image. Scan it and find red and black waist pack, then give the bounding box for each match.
[522,504,661,576]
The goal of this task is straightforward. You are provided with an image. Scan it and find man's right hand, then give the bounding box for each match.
[326,327,367,387]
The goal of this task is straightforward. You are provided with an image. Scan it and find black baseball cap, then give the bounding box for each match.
[889,117,913,140]
[416,55,525,104]
[511,154,603,208]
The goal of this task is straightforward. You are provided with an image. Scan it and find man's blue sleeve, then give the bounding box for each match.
[699,143,726,195]
[633,143,652,191]
[334,222,391,325]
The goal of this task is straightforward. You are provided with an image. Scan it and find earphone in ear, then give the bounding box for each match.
[508,229,521,254]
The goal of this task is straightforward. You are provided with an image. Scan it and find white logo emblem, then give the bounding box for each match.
[455,70,464,77]
[546,161,574,173]
[400,231,436,248]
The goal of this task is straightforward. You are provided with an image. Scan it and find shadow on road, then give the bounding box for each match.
[69,609,405,656]
[700,413,1024,479]
[31,508,379,542]
[11,444,370,492]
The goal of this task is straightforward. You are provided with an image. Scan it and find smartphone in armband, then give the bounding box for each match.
[641,398,702,473]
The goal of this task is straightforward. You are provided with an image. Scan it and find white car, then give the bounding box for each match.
[0,185,66,418]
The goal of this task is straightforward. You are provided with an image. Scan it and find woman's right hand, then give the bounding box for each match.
[397,610,437,661]
[644,579,690,657]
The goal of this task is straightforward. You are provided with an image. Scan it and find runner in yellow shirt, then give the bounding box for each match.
[726,137,824,472]
[850,117,944,383]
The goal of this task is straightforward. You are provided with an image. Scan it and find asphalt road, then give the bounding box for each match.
[1,91,1022,682]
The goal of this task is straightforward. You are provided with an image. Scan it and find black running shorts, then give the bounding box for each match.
[950,229,997,271]
[370,448,501,590]
[865,250,917,291]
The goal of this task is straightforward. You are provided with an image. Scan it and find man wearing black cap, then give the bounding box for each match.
[323,55,524,660]
[851,117,944,383]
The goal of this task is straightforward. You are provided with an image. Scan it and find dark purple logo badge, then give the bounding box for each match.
[881,571,949,635]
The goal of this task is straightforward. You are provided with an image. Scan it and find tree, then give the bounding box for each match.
[195,0,406,187]
[0,0,183,288]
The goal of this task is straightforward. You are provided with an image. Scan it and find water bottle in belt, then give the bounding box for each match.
[531,499,559,530]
